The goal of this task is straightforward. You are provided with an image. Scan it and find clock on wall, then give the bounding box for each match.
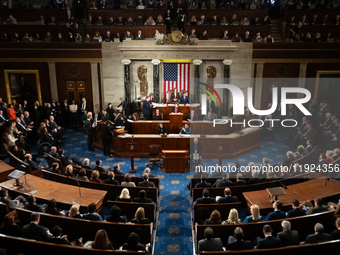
[170,30,184,44]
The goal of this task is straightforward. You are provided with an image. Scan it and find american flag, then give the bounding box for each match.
[164,62,190,101]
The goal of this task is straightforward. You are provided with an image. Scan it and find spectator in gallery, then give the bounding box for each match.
[154,29,164,40]
[90,1,97,9]
[156,15,164,25]
[232,33,242,42]
[124,30,134,40]
[6,15,17,25]
[264,34,274,43]
[204,210,222,225]
[93,31,102,42]
[136,2,146,9]
[253,32,263,43]
[147,0,155,8]
[198,227,223,252]
[200,30,209,40]
[219,16,228,25]
[189,29,197,38]
[243,205,263,223]
[221,30,230,40]
[145,16,156,25]
[135,29,145,40]
[241,16,250,25]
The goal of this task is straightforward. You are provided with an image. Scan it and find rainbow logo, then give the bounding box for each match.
[197,82,223,106]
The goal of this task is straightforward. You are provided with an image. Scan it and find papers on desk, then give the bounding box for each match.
[190,103,200,107]
[127,119,133,122]
[153,103,165,107]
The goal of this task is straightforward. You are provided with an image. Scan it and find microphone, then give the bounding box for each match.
[75,179,82,197]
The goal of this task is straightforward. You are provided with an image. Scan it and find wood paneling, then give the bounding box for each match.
[55,63,93,106]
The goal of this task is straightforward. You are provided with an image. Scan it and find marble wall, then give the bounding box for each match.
[101,40,253,115]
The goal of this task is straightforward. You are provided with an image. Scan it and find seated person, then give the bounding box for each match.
[82,203,103,221]
[157,123,167,135]
[0,213,22,237]
[124,30,134,40]
[195,174,212,188]
[213,172,232,187]
[187,109,198,121]
[25,153,40,170]
[24,195,44,212]
[169,88,180,103]
[103,171,119,185]
[75,169,89,182]
[135,29,145,40]
[190,137,202,165]
[266,200,286,221]
[204,210,222,225]
[49,162,61,174]
[0,188,27,210]
[145,16,155,25]
[131,207,149,224]
[45,199,65,216]
[153,109,163,120]
[306,198,328,215]
[89,170,102,184]
[106,205,127,223]
[68,203,82,218]
[233,173,246,186]
[22,212,50,242]
[227,227,252,250]
[121,174,136,187]
[172,102,181,113]
[203,110,214,121]
[222,208,241,224]
[115,188,133,202]
[304,223,331,244]
[243,204,263,223]
[287,199,306,218]
[189,29,197,38]
[180,123,191,134]
[50,225,71,245]
[200,30,209,40]
[276,220,300,246]
[84,229,113,250]
[122,232,147,252]
[247,169,262,184]
[133,189,153,203]
[180,91,189,104]
[254,225,282,249]
[112,164,124,175]
[198,227,223,252]
[138,173,155,187]
[93,159,105,172]
[81,158,91,169]
[217,188,238,204]
[195,189,215,204]
[143,167,154,178]
[331,218,340,240]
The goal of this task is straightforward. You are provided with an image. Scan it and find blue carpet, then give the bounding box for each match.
[32,129,294,255]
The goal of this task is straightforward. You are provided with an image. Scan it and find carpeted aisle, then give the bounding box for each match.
[36,129,293,255]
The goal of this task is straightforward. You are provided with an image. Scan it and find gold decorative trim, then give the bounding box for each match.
[4,69,42,105]
[0,58,102,63]
[315,70,340,101]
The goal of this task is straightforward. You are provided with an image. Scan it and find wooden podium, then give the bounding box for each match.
[169,113,183,124]
[162,150,189,173]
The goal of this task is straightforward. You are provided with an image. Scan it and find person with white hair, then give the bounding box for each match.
[276,220,300,246]
[115,188,133,202]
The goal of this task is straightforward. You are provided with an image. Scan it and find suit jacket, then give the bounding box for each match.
[195,181,212,188]
[93,165,105,172]
[287,208,306,218]
[305,233,331,244]
[257,236,282,249]
[170,92,180,103]
[206,100,215,112]
[248,177,263,184]
[277,230,300,246]
[138,180,155,187]
[171,106,181,113]
[79,101,91,112]
[187,113,198,121]
[133,197,153,203]
[195,197,216,204]
[282,156,295,167]
[142,100,153,116]
[190,142,203,155]
[57,155,70,167]
[306,205,328,215]
[331,229,340,240]
[266,210,286,221]
[198,238,223,252]
[22,223,50,241]
[50,120,59,130]
[103,178,119,185]
[82,213,103,221]
[26,159,40,170]
[218,196,238,204]
[227,240,252,250]
[84,119,94,135]
[24,202,44,212]
[233,180,246,186]
[180,96,189,104]
[213,179,232,187]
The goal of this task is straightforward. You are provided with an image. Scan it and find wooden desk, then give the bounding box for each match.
[243,178,340,214]
[93,127,260,158]
[162,150,189,173]
[0,174,107,213]
[152,105,194,120]
[0,161,15,183]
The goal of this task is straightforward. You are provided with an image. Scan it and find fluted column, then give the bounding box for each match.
[223,59,232,116]
[122,59,131,105]
[193,59,202,103]
[151,59,161,103]
[48,61,58,101]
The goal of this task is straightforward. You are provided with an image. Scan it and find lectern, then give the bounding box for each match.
[162,150,189,173]
[169,113,183,124]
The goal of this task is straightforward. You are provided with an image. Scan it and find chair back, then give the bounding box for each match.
[132,112,140,121]
[149,144,161,157]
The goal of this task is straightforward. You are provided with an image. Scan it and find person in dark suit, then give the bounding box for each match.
[133,189,153,203]
[57,149,70,167]
[24,195,44,212]
[217,187,238,204]
[198,227,223,252]
[248,170,262,184]
[206,95,215,113]
[25,153,40,170]
[156,123,167,135]
[142,96,154,120]
[255,225,282,249]
[138,173,155,187]
[169,88,180,103]
[227,227,252,250]
[304,223,331,244]
[187,109,198,121]
[84,112,95,151]
[180,91,189,104]
[106,205,127,223]
[50,225,71,245]
[331,218,340,240]
[306,198,328,215]
[50,162,61,175]
[22,212,50,242]
[103,171,119,185]
[79,97,91,114]
[122,232,147,252]
[82,203,103,221]
[282,151,295,167]
[266,200,286,221]
[190,137,202,166]
[171,102,181,113]
[180,123,191,134]
[101,120,113,156]
[195,189,215,204]
[195,175,212,188]
[213,172,232,187]
[277,220,300,246]
[287,199,306,218]
[233,173,246,186]
[93,159,105,172]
